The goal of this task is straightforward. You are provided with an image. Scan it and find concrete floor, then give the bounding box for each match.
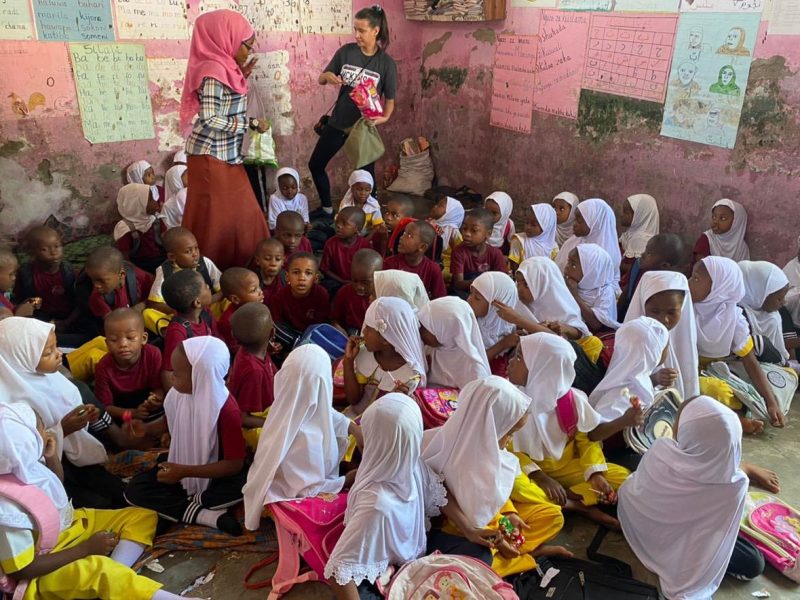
[147,401,800,599]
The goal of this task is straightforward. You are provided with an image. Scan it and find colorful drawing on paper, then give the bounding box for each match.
[768,0,800,34]
[680,0,764,12]
[559,0,613,11]
[534,10,590,119]
[660,12,759,148]
[0,42,77,119]
[0,0,34,40]
[249,51,294,136]
[512,0,559,8]
[613,0,681,12]
[582,13,678,103]
[70,43,155,144]
[114,0,190,40]
[490,34,538,134]
[32,0,115,42]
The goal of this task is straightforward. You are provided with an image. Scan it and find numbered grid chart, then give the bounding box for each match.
[582,14,678,103]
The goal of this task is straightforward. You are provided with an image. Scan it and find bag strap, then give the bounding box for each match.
[586,525,634,577]
[0,475,61,553]
[243,551,280,590]
[123,263,139,306]
[323,52,381,117]
[555,390,579,438]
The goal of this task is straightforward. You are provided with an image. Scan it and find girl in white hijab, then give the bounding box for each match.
[557,198,621,285]
[508,203,558,269]
[325,394,446,592]
[618,396,749,600]
[696,198,750,263]
[126,159,160,202]
[374,270,430,313]
[565,244,621,331]
[589,317,670,421]
[268,167,310,231]
[340,170,383,233]
[619,194,659,259]
[739,260,791,363]
[163,164,187,203]
[162,188,187,229]
[173,150,188,165]
[417,296,491,388]
[485,191,516,250]
[430,195,465,250]
[552,191,579,247]
[113,183,166,271]
[243,345,352,530]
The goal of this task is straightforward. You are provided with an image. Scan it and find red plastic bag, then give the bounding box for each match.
[349,81,383,119]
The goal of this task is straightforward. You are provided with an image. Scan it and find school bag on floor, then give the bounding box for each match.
[702,361,770,420]
[294,323,348,361]
[413,388,459,428]
[726,360,796,415]
[623,388,682,455]
[739,491,800,582]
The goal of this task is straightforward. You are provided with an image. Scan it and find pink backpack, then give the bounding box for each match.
[740,491,800,582]
[244,493,348,599]
[413,388,459,429]
[0,474,62,600]
[554,390,579,439]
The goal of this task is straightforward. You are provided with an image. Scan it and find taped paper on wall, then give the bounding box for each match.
[115,0,190,40]
[0,0,34,40]
[491,34,538,134]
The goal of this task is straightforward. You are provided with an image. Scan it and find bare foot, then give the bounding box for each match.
[740,416,765,435]
[742,462,780,493]
[564,499,621,530]
[532,545,574,559]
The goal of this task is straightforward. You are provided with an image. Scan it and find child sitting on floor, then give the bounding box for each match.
[126,159,162,203]
[228,303,278,451]
[274,210,313,266]
[564,244,621,333]
[125,336,247,536]
[451,208,507,298]
[381,195,416,257]
[738,260,792,365]
[251,238,286,307]
[83,246,153,321]
[331,249,383,336]
[384,221,447,300]
[692,198,750,266]
[618,233,685,321]
[557,198,621,285]
[618,194,660,266]
[0,248,37,318]
[552,191,579,247]
[217,267,263,354]
[94,308,164,423]
[484,192,515,254]
[374,270,429,313]
[113,183,167,274]
[269,253,330,349]
[339,170,384,240]
[320,207,371,296]
[268,168,309,231]
[508,203,558,272]
[427,190,464,278]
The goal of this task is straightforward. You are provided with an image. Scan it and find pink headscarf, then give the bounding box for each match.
[180,9,254,129]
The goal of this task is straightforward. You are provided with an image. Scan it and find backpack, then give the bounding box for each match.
[727,360,796,416]
[623,388,682,455]
[555,390,579,439]
[0,475,62,600]
[294,323,348,361]
[160,258,214,290]
[13,261,76,311]
[123,218,163,258]
[702,361,795,421]
[169,310,213,340]
[413,388,459,429]
[382,552,518,600]
[739,491,800,582]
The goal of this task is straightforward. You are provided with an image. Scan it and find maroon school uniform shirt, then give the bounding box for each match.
[282,236,313,268]
[269,284,330,331]
[14,262,74,320]
[94,344,162,410]
[450,244,507,280]
[161,311,217,371]
[331,283,370,331]
[383,255,447,299]
[228,349,278,413]
[216,396,248,460]
[216,303,241,354]
[116,221,167,262]
[88,266,153,319]
[260,271,286,307]
[320,236,372,281]
[691,233,711,270]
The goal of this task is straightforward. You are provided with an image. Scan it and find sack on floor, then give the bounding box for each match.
[414,387,459,428]
[623,388,682,455]
[702,361,770,420]
[386,147,434,196]
[382,552,518,599]
[727,360,796,415]
[343,118,385,169]
[739,491,800,582]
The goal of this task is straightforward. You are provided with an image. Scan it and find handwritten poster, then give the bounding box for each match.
[32,0,115,42]
[660,12,759,148]
[0,0,34,40]
[559,0,613,10]
[680,0,765,12]
[490,35,538,134]
[768,0,800,34]
[115,0,190,40]
[582,13,678,103]
[613,0,681,11]
[301,0,351,34]
[237,0,298,32]
[198,0,238,11]
[250,50,294,136]
[0,42,77,118]
[70,43,154,144]
[513,0,559,7]
[534,10,590,119]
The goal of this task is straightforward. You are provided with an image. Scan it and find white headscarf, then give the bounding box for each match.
[575,244,621,329]
[782,249,800,327]
[624,271,700,399]
[173,150,188,165]
[512,334,601,462]
[472,272,520,349]
[694,257,747,358]
[374,271,430,313]
[341,170,380,215]
[163,188,187,229]
[243,345,350,530]
[326,394,446,585]
[432,197,465,249]
[517,257,589,337]
[417,297,491,389]
[273,167,300,201]
[486,191,516,248]
[705,199,750,261]
[558,198,621,283]
[589,317,670,421]
[739,260,790,361]
[363,297,427,387]
[0,318,107,467]
[619,396,748,600]
[422,377,530,529]
[517,203,557,259]
[0,403,72,531]
[126,159,159,202]
[619,194,660,259]
[553,191,579,247]
[113,183,157,241]
[164,165,187,202]
[164,336,230,496]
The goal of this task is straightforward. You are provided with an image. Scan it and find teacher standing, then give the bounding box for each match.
[309,5,397,217]
[180,9,270,270]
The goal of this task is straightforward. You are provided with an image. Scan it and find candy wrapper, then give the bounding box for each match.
[349,81,383,119]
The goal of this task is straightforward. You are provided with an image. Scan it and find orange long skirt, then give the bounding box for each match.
[184,154,269,270]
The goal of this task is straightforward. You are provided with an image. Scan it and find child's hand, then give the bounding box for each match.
[464,526,501,549]
[83,531,118,557]
[652,368,678,388]
[503,512,528,534]
[494,536,521,559]
[43,431,59,459]
[344,336,362,362]
[531,471,568,506]
[622,404,644,429]
[766,400,785,428]
[61,405,93,435]
[349,421,364,450]
[343,469,358,489]
[157,462,184,484]
[503,332,520,350]
[392,380,410,394]
[268,340,283,355]
[543,321,564,336]
[160,432,171,448]
[589,473,616,504]
[14,301,36,317]
[492,300,519,325]
[564,276,579,294]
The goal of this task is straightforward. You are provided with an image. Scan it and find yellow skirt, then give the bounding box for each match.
[65,337,108,382]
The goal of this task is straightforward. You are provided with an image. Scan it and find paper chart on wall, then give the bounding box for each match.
[32,0,115,42]
[70,43,155,144]
[559,0,613,11]
[582,13,678,103]
[680,0,765,12]
[660,12,759,148]
[512,0,559,8]
[236,0,298,32]
[300,0,350,34]
[490,34,538,134]
[249,50,295,136]
[768,0,800,34]
[0,0,34,40]
[235,0,349,34]
[613,0,681,12]
[0,42,77,118]
[534,10,590,119]
[115,0,190,40]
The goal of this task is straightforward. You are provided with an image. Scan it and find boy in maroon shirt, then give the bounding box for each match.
[269,252,330,348]
[383,221,447,299]
[331,249,382,335]
[0,249,37,318]
[94,308,164,422]
[228,302,278,450]
[320,206,371,296]
[274,210,313,268]
[252,238,286,306]
[83,246,153,319]
[451,207,507,298]
[217,267,264,354]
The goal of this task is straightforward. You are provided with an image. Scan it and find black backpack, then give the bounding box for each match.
[13,260,77,319]
[160,257,214,289]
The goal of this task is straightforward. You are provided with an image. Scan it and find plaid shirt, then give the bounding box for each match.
[186,77,248,164]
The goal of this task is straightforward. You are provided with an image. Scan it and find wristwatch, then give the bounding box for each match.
[249,118,260,130]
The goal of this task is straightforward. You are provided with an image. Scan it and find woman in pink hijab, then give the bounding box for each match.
[180,9,269,270]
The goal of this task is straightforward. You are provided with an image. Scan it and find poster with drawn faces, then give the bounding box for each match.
[660,12,759,149]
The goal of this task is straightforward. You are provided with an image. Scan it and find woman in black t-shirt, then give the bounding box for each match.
[309,5,397,217]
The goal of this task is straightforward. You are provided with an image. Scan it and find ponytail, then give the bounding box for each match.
[355,5,390,50]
